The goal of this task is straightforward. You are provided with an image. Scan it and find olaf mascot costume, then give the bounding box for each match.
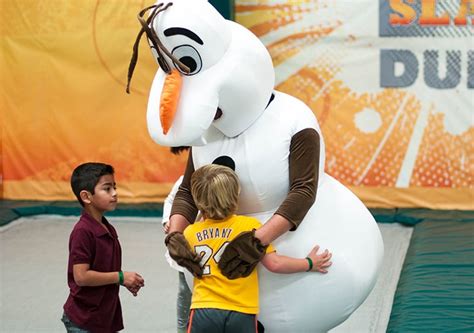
[127,1,384,332]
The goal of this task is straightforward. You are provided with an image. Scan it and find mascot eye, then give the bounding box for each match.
[172,45,202,75]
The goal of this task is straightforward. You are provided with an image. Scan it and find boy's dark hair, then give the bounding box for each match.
[71,162,114,206]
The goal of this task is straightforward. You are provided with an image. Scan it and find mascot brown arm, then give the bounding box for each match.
[219,128,320,278]
[259,128,320,237]
[168,128,320,278]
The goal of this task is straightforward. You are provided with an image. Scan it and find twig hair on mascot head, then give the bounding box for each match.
[127,1,384,332]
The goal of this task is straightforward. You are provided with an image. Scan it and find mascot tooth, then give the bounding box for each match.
[128,0,384,331]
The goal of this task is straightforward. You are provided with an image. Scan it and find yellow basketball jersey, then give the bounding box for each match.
[184,215,274,314]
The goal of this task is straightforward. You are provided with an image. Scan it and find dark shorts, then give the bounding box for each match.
[61,313,90,333]
[188,308,257,333]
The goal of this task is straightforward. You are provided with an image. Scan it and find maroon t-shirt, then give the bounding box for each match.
[63,211,123,333]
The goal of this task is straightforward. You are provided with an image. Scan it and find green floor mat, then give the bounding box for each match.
[387,220,474,332]
[395,208,474,225]
[2,200,474,331]
[0,200,163,227]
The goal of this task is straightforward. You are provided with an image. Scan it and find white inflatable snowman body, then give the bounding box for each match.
[141,1,384,331]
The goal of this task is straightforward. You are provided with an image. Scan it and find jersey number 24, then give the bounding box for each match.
[194,242,230,275]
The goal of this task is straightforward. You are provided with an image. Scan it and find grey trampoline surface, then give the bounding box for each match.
[0,215,412,333]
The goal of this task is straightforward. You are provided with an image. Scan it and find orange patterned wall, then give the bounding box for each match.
[235,0,473,209]
[1,0,472,208]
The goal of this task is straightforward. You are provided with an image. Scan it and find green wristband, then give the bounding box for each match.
[305,257,313,272]
[118,271,124,285]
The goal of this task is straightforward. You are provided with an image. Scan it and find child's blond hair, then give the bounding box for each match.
[191,164,239,220]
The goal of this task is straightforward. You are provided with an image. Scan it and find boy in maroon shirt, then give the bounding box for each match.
[62,162,145,332]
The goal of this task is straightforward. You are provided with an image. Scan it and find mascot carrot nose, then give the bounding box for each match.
[124,2,190,137]
[159,69,182,135]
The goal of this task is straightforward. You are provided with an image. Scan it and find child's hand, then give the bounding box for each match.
[307,245,332,273]
[123,271,145,293]
[162,221,170,234]
[126,285,142,297]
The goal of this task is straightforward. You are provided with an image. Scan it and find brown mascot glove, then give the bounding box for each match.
[218,229,268,279]
[165,232,203,278]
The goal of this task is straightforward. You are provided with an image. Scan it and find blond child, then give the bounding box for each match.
[167,164,331,332]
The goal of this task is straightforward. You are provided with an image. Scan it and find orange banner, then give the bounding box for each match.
[1,0,186,202]
[1,0,472,208]
[235,0,473,209]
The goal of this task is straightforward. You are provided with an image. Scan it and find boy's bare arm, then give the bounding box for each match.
[73,264,145,290]
[261,245,332,274]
